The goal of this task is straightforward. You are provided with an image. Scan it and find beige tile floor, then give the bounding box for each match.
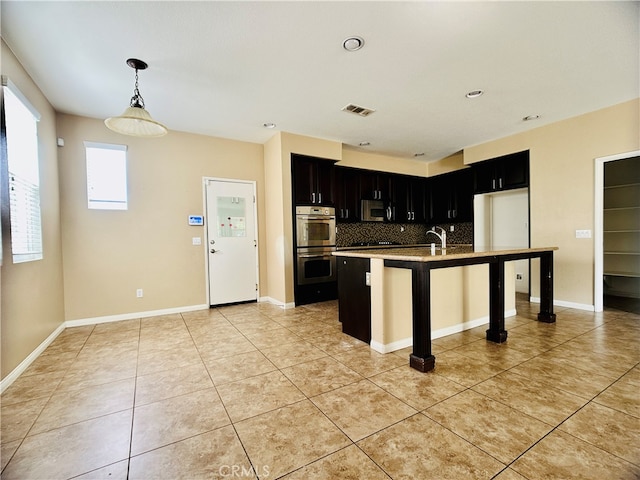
[1,296,639,479]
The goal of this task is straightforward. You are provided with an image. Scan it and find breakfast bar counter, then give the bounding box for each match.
[334,245,558,372]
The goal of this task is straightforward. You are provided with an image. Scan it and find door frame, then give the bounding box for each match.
[202,177,260,306]
[594,150,640,312]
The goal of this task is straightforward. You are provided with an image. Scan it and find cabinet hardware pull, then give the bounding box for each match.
[312,192,316,203]
[319,192,322,203]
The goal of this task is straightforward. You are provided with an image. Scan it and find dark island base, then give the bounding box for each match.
[486,329,508,343]
[410,354,435,372]
[537,312,557,323]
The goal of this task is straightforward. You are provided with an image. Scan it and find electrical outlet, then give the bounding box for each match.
[450,225,454,232]
[516,273,523,281]
[136,289,143,298]
[575,229,592,239]
[192,237,202,245]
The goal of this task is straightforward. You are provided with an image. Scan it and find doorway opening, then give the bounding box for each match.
[595,152,640,314]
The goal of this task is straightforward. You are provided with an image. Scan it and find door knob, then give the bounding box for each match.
[210,248,216,254]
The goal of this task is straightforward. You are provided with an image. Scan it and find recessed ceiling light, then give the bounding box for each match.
[359,141,370,147]
[465,90,484,99]
[343,36,364,52]
[523,114,540,121]
[263,122,276,128]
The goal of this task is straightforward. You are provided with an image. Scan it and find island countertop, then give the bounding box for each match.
[333,245,558,263]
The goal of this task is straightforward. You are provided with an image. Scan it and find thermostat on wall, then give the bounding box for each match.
[188,215,204,226]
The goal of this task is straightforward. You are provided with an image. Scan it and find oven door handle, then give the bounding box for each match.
[299,216,335,221]
[298,253,333,259]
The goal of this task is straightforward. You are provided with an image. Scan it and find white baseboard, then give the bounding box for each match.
[370,308,516,354]
[0,322,66,394]
[259,296,296,309]
[65,304,209,328]
[371,337,413,354]
[529,297,595,312]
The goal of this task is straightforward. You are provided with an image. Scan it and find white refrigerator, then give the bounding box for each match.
[474,188,530,294]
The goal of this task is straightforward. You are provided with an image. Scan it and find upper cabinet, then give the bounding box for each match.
[392,174,426,223]
[427,168,473,224]
[335,166,361,223]
[473,150,529,194]
[292,154,336,206]
[359,170,392,201]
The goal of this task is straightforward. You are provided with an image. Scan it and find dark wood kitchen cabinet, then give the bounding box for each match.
[473,150,529,194]
[292,154,336,206]
[334,166,361,223]
[427,168,473,224]
[392,174,426,223]
[360,170,392,201]
[337,256,371,343]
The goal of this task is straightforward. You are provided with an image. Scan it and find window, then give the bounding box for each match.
[85,142,127,210]
[2,79,43,263]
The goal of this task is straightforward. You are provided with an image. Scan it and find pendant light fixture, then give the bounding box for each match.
[105,58,167,137]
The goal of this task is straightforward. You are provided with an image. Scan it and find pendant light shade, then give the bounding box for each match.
[105,58,167,137]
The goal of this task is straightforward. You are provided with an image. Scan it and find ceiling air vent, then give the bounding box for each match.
[342,103,376,117]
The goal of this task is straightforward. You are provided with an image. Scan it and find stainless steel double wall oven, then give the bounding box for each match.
[295,206,336,287]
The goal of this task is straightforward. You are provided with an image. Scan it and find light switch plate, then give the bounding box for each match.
[192,237,202,245]
[575,229,592,239]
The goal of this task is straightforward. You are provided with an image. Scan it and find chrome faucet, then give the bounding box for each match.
[426,226,447,249]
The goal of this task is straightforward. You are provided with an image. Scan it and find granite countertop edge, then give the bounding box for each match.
[333,245,558,262]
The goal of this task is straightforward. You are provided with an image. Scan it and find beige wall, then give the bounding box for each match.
[339,147,429,177]
[465,99,640,307]
[1,41,66,379]
[263,132,342,305]
[56,114,265,320]
[426,151,467,177]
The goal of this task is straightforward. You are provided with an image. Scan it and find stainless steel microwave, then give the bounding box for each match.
[361,199,390,222]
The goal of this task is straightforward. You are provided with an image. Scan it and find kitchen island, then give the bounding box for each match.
[334,245,558,372]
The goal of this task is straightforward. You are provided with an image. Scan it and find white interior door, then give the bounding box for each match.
[205,179,258,305]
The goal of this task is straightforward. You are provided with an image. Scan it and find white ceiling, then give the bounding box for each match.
[2,1,638,162]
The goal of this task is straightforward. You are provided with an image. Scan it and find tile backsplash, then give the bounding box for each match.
[336,222,473,247]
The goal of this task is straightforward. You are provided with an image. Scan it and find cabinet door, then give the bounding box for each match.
[337,257,371,344]
[473,160,497,194]
[315,159,335,206]
[500,152,529,190]
[391,175,410,222]
[409,177,426,223]
[335,167,360,222]
[292,156,316,205]
[427,175,450,224]
[451,169,473,223]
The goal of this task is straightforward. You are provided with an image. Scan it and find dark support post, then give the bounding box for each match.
[410,264,436,372]
[487,259,508,343]
[538,251,557,323]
